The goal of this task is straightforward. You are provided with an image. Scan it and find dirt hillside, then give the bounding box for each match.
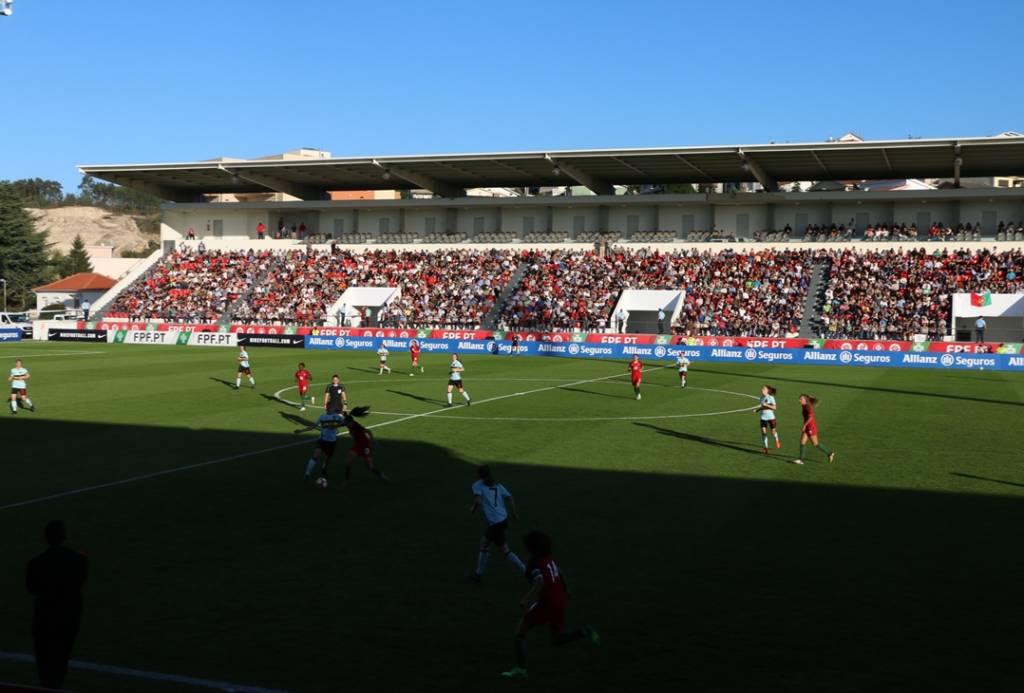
[28,206,156,256]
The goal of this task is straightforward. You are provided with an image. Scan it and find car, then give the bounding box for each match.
[0,312,33,339]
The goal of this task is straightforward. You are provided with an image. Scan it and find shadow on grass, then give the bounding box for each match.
[633,421,783,459]
[279,411,316,428]
[208,377,238,389]
[952,472,1024,489]
[386,389,441,406]
[1,417,1022,693]
[560,386,635,400]
[703,366,1024,408]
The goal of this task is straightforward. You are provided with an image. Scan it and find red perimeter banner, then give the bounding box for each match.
[81,321,1011,354]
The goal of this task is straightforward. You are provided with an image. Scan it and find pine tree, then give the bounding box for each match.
[65,234,93,275]
[0,184,49,310]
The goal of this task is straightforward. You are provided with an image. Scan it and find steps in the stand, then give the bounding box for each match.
[481,262,530,330]
[797,259,828,339]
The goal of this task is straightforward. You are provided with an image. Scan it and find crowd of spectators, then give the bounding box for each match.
[803,223,856,242]
[818,248,1024,340]
[114,246,519,328]
[500,247,814,336]
[107,246,277,322]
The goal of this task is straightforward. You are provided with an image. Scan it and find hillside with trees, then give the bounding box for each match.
[0,176,162,310]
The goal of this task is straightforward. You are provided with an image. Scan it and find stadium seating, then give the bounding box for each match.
[499,248,814,335]
[818,248,1024,339]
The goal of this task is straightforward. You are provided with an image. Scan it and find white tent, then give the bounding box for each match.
[328,287,400,327]
[611,290,683,334]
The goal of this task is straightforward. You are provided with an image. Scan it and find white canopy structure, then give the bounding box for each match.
[328,287,400,327]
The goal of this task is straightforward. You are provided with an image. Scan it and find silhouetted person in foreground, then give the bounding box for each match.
[26,521,88,690]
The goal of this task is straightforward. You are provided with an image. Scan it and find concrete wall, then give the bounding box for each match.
[959,199,1024,228]
[608,206,657,234]
[500,207,548,234]
[712,204,769,235]
[456,208,500,236]
[358,209,403,236]
[829,202,893,229]
[772,203,831,231]
[552,206,599,234]
[655,205,714,233]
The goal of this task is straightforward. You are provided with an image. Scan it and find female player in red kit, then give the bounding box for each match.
[793,394,835,465]
[501,531,599,679]
[294,362,312,411]
[409,339,423,374]
[343,406,389,483]
[628,355,643,400]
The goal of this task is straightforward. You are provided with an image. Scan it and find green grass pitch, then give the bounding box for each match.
[1,341,1022,692]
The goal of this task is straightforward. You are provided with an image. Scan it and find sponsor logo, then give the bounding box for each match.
[48,329,107,342]
[0,329,21,342]
[623,346,654,357]
[850,353,891,365]
[334,337,345,348]
[744,348,758,361]
[1009,357,1024,367]
[568,343,581,355]
[538,343,568,354]
[457,341,489,352]
[126,330,179,344]
[571,333,586,343]
[839,351,853,364]
[654,335,671,345]
[803,351,838,362]
[419,341,450,352]
[710,348,743,359]
[190,333,236,346]
[902,354,938,365]
[940,354,955,367]
[723,339,735,347]
[654,346,667,358]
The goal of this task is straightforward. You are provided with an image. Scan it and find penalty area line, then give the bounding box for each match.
[0,651,291,693]
[0,367,666,512]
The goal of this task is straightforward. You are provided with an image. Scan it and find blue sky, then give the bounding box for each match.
[1,0,1021,192]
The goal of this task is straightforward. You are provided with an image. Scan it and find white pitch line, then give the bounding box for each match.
[1,368,663,512]
[0,651,290,693]
[0,350,107,357]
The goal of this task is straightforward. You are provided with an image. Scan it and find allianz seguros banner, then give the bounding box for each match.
[303,335,1024,371]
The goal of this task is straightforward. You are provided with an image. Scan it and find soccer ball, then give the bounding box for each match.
[315,477,328,489]
[409,372,414,376]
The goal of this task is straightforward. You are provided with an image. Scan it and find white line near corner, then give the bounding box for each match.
[0,651,291,693]
[1,367,665,512]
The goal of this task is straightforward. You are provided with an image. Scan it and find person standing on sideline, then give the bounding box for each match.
[81,299,91,322]
[975,316,986,343]
[615,307,627,333]
[256,221,266,240]
[657,307,666,334]
[336,304,346,327]
[26,521,88,691]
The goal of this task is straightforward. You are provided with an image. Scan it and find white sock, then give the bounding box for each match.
[10,400,16,412]
[505,550,525,573]
[762,435,769,448]
[305,459,317,477]
[249,377,255,386]
[462,391,470,401]
[475,549,489,575]
[24,398,32,408]
[447,392,452,404]
[235,377,241,387]
[773,432,780,442]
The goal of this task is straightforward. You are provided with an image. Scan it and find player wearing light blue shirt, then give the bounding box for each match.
[235,346,255,390]
[446,353,470,407]
[295,408,347,481]
[470,465,525,581]
[9,359,33,414]
[756,385,780,453]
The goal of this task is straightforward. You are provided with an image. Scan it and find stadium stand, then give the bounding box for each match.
[818,248,1024,339]
[499,248,814,335]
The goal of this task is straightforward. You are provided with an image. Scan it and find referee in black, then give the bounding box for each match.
[323,374,348,412]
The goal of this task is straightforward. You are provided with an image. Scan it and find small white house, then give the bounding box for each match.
[34,272,117,312]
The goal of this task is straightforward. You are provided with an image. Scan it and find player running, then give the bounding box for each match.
[235,346,255,390]
[676,352,691,388]
[294,405,346,484]
[323,374,348,413]
[342,406,388,483]
[377,344,392,375]
[756,385,781,454]
[294,362,313,411]
[793,394,835,465]
[470,465,526,583]
[409,338,423,374]
[446,353,471,407]
[629,354,643,400]
[501,530,600,679]
[9,359,34,415]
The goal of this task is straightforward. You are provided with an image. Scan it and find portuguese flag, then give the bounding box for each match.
[970,291,992,307]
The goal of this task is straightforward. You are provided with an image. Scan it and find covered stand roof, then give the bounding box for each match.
[79,135,1024,201]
